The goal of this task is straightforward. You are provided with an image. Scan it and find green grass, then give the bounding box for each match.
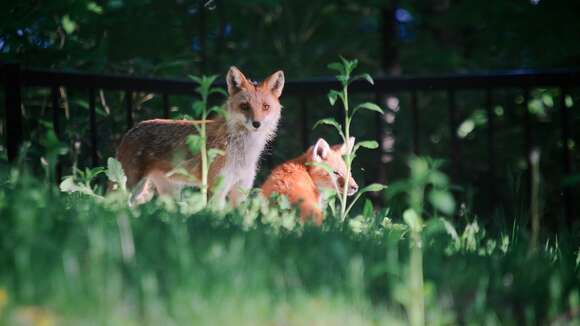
[1,165,579,326]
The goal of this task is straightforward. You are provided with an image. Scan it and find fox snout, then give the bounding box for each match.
[338,177,358,196]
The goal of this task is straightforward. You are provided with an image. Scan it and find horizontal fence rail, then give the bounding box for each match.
[1,63,579,223]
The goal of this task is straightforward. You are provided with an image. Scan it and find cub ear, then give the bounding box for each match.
[226,66,251,95]
[312,138,330,162]
[262,70,285,98]
[340,137,356,155]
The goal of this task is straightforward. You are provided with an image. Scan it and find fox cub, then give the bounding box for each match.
[261,138,359,224]
[115,66,285,205]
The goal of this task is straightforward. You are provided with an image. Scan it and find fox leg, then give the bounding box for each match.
[228,171,256,206]
[210,169,238,206]
[148,170,186,198]
[299,202,324,225]
[129,177,156,206]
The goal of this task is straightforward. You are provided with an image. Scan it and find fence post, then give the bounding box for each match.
[410,90,419,155]
[522,88,532,205]
[484,89,497,210]
[559,86,575,225]
[51,86,62,181]
[89,88,98,167]
[300,96,309,150]
[448,89,462,181]
[125,90,133,130]
[4,63,23,162]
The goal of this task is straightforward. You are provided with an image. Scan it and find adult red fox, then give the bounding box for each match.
[261,138,359,224]
[115,66,285,205]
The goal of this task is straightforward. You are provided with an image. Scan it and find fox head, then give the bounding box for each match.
[225,66,285,137]
[307,137,359,196]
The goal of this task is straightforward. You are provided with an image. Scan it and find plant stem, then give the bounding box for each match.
[409,227,425,326]
[200,96,208,207]
[339,84,351,221]
[529,149,540,253]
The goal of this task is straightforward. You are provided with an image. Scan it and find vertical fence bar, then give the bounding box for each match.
[51,86,60,137]
[300,96,309,150]
[522,88,531,203]
[266,142,274,170]
[162,93,170,119]
[4,63,23,162]
[89,88,98,167]
[448,89,461,180]
[374,91,386,206]
[51,86,62,182]
[411,90,420,155]
[484,88,497,209]
[198,1,207,74]
[125,90,133,130]
[559,86,574,225]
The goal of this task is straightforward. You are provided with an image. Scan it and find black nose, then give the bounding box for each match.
[252,121,261,129]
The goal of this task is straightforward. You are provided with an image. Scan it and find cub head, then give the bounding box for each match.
[225,66,285,136]
[307,137,359,196]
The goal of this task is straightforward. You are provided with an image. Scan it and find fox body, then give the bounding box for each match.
[116,66,285,205]
[261,138,359,224]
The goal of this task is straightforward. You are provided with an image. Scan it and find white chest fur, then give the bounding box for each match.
[216,130,269,202]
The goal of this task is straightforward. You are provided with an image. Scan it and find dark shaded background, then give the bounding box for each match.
[1,0,579,223]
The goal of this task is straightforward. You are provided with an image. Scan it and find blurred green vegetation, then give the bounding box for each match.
[0,158,579,325]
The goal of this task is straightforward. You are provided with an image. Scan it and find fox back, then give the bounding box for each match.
[115,66,285,205]
[261,138,358,224]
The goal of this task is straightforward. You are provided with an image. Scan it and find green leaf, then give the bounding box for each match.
[312,118,345,139]
[359,183,388,193]
[188,75,203,84]
[61,15,77,34]
[192,101,205,117]
[327,62,344,74]
[428,171,449,187]
[355,140,379,150]
[339,56,358,75]
[352,73,374,85]
[208,148,225,165]
[106,157,127,192]
[186,135,203,154]
[363,199,374,217]
[429,190,455,215]
[60,177,100,197]
[305,161,336,176]
[327,90,341,106]
[85,167,106,182]
[353,102,384,116]
[59,177,81,193]
[353,140,379,157]
[87,2,103,14]
[209,88,228,97]
[337,75,349,86]
[403,208,423,232]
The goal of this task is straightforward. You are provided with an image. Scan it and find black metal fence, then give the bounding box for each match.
[1,63,578,223]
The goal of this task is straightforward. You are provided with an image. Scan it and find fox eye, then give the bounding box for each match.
[263,104,271,111]
[333,171,341,177]
[240,103,250,111]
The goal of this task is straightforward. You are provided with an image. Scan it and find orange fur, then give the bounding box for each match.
[261,138,358,224]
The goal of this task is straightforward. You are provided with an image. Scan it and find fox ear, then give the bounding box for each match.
[312,138,330,162]
[226,66,251,95]
[340,137,355,155]
[262,70,285,98]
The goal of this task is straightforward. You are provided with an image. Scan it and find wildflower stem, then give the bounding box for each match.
[340,84,351,222]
